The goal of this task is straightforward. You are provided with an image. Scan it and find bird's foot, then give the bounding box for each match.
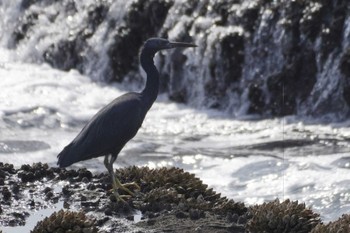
[115,180,140,196]
[121,181,141,191]
[111,191,132,203]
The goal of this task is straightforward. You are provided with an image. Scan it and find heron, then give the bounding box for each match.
[57,38,196,202]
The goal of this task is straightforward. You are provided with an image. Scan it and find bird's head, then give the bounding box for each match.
[143,38,196,52]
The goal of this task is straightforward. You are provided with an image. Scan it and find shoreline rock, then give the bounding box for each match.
[0,162,348,232]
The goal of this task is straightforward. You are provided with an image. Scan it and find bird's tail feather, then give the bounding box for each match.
[57,143,80,168]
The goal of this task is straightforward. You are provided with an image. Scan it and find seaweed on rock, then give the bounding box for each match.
[31,209,98,233]
[118,166,247,216]
[311,214,350,233]
[247,199,320,233]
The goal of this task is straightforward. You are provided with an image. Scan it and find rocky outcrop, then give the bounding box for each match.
[5,0,350,118]
[247,199,320,233]
[311,214,350,233]
[31,210,98,233]
[1,162,350,232]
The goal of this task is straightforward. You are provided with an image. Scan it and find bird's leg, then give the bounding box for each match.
[104,155,129,203]
[110,154,140,196]
[104,154,139,197]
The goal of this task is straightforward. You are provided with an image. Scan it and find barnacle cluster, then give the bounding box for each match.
[247,199,320,233]
[31,210,98,233]
[311,214,350,233]
[118,166,247,216]
[118,166,208,193]
[18,162,55,182]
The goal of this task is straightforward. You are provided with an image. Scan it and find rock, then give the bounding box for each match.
[31,210,98,233]
[175,211,188,219]
[311,214,350,232]
[340,48,350,78]
[2,186,11,201]
[247,83,265,114]
[43,39,85,72]
[0,163,346,232]
[247,199,320,233]
[8,0,350,118]
[107,0,174,82]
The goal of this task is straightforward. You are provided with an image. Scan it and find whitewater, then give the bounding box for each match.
[1,46,350,223]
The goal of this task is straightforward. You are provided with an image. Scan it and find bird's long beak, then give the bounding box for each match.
[168,41,197,49]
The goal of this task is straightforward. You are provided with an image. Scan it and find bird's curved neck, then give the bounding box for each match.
[140,49,159,109]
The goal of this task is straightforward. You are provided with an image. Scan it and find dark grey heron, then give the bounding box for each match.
[57,38,196,202]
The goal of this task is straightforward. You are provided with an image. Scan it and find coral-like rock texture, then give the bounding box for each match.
[311,214,350,233]
[31,210,98,233]
[247,199,320,233]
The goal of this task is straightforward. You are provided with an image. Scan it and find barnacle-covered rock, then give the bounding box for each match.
[118,166,247,216]
[311,214,350,233]
[18,162,54,182]
[118,167,207,194]
[0,162,16,174]
[247,199,320,233]
[31,210,98,233]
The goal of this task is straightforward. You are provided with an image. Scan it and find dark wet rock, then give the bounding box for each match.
[247,83,265,114]
[43,186,52,194]
[12,212,29,221]
[175,210,188,219]
[27,199,35,207]
[201,32,245,109]
[266,50,317,116]
[18,162,54,182]
[20,164,31,171]
[107,0,174,82]
[62,185,72,197]
[11,11,39,45]
[146,219,156,226]
[45,191,54,200]
[7,0,350,118]
[189,208,203,220]
[11,183,20,195]
[0,163,16,174]
[2,186,12,202]
[318,1,347,64]
[341,48,350,108]
[43,39,86,72]
[78,168,93,181]
[31,209,98,233]
[247,199,320,233]
[340,48,350,78]
[86,183,96,190]
[18,170,35,183]
[0,169,6,179]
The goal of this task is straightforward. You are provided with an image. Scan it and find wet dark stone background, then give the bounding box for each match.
[8,0,350,118]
